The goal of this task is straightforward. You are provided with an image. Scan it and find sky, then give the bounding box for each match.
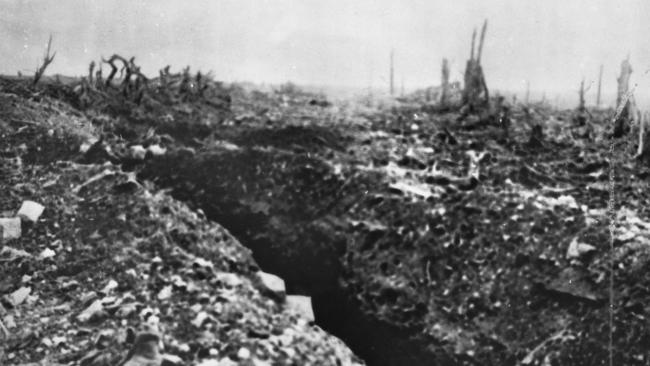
[1,0,649,106]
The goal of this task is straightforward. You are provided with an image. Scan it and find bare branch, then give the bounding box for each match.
[33,34,56,86]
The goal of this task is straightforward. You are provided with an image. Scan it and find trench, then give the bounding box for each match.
[139,151,449,366]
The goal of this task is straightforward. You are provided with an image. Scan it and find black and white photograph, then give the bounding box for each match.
[1,1,649,365]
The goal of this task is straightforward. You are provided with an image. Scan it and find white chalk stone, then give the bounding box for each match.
[0,217,21,240]
[286,295,315,322]
[147,144,167,156]
[17,201,45,222]
[258,271,286,297]
[130,145,147,160]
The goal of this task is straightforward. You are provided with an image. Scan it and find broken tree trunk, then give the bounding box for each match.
[636,111,649,159]
[440,58,450,106]
[617,57,632,108]
[32,35,56,86]
[596,64,603,107]
[462,20,489,112]
[578,78,586,111]
[613,57,634,138]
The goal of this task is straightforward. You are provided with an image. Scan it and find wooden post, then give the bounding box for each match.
[596,64,603,107]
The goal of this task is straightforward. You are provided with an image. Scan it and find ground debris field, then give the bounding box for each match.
[1,69,650,366]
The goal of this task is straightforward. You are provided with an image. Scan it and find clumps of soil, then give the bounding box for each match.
[0,81,362,366]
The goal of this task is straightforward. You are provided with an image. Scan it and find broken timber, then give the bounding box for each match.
[462,20,489,112]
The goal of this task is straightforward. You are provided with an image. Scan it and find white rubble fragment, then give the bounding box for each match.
[38,248,56,259]
[237,347,251,360]
[215,272,243,288]
[257,271,286,297]
[0,218,22,240]
[192,311,210,328]
[147,144,167,156]
[566,238,597,259]
[157,285,173,300]
[286,295,315,322]
[101,279,119,294]
[7,286,31,306]
[77,300,104,322]
[17,201,45,222]
[162,354,184,365]
[130,145,147,160]
[79,137,99,153]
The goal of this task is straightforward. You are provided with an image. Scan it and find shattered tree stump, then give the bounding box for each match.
[462,20,489,113]
[440,58,450,107]
[613,57,636,138]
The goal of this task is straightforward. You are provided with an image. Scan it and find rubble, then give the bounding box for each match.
[0,217,22,240]
[286,296,315,323]
[17,201,45,223]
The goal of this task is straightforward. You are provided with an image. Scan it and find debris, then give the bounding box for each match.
[192,311,210,328]
[73,169,116,194]
[286,295,315,322]
[17,200,45,223]
[157,285,173,301]
[237,347,251,360]
[161,354,183,365]
[0,217,22,240]
[257,271,286,300]
[79,137,100,153]
[101,279,119,294]
[38,248,56,259]
[130,145,147,160]
[6,286,31,307]
[566,238,596,259]
[521,329,573,365]
[121,332,162,366]
[77,300,105,323]
[147,144,167,157]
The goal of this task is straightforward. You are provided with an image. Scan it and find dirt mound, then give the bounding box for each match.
[0,86,361,366]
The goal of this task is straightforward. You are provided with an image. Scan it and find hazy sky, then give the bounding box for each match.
[1,0,649,105]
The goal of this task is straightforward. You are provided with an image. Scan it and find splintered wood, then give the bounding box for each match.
[462,20,489,112]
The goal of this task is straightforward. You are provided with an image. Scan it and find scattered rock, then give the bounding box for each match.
[286,295,315,322]
[237,347,251,360]
[161,354,183,366]
[38,248,56,259]
[130,145,147,160]
[121,332,162,366]
[157,285,173,301]
[0,217,22,240]
[6,286,31,307]
[566,238,597,259]
[77,300,105,323]
[257,271,286,300]
[192,311,210,328]
[1,245,31,260]
[100,280,118,294]
[147,144,167,157]
[17,200,45,222]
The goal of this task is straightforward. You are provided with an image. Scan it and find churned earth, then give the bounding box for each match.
[3,73,650,365]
